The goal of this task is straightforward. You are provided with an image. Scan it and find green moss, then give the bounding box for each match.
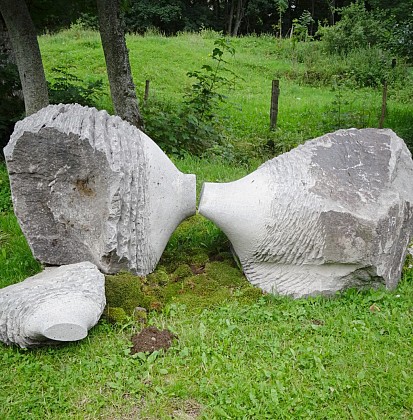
[172,264,193,280]
[236,286,264,303]
[146,267,170,286]
[104,306,128,324]
[105,272,152,315]
[204,260,247,287]
[103,256,262,319]
[190,253,210,266]
[132,307,148,323]
[183,275,218,294]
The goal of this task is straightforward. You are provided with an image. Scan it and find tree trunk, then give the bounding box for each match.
[214,0,220,19]
[232,0,244,36]
[0,15,13,62]
[227,0,235,35]
[0,15,23,101]
[96,0,142,129]
[328,0,336,25]
[310,0,315,36]
[0,0,49,116]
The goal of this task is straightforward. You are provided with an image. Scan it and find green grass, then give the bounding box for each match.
[1,29,413,419]
[1,282,413,419]
[2,153,413,418]
[38,29,413,153]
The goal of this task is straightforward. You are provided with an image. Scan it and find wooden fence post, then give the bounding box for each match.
[270,80,280,130]
[144,80,150,104]
[379,80,387,129]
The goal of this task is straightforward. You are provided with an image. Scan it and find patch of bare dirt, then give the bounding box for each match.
[131,326,177,354]
[189,264,205,274]
[172,399,202,419]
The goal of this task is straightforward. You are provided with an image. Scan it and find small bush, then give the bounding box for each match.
[317,2,391,55]
[47,66,104,107]
[141,99,223,157]
[142,37,237,158]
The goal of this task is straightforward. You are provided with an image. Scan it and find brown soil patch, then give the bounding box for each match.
[172,399,202,419]
[131,326,177,354]
[208,253,225,262]
[189,264,205,274]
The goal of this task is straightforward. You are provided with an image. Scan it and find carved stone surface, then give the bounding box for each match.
[0,262,105,348]
[199,129,413,297]
[4,104,196,275]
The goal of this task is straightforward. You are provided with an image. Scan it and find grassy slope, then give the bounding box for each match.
[39,29,413,151]
[1,30,413,419]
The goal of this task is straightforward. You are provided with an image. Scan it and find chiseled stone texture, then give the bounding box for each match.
[4,104,196,275]
[199,129,413,297]
[0,262,105,348]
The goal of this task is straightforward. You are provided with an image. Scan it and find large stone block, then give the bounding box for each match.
[4,104,196,275]
[0,262,105,348]
[199,129,413,297]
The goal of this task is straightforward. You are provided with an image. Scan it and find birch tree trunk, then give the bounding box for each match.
[96,0,142,129]
[0,0,49,116]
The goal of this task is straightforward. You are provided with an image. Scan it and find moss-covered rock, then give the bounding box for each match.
[105,306,128,324]
[104,272,157,321]
[103,250,263,321]
[132,307,148,323]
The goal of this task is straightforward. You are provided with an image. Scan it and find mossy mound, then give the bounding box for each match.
[104,252,264,322]
[105,306,128,324]
[172,264,193,280]
[205,260,247,287]
[104,272,157,322]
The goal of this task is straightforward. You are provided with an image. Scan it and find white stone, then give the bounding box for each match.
[4,104,196,275]
[0,262,105,348]
[199,129,413,297]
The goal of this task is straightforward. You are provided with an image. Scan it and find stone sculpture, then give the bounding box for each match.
[4,104,196,275]
[0,262,105,348]
[199,128,413,297]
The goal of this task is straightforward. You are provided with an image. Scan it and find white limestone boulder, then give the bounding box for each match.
[199,129,413,297]
[4,104,196,275]
[0,262,105,348]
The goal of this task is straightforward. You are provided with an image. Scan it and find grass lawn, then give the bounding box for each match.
[1,30,413,419]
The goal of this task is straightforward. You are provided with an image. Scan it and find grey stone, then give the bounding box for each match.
[199,129,413,297]
[4,104,196,275]
[0,262,105,348]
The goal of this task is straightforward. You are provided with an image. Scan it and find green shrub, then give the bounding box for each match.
[141,99,223,157]
[47,65,105,107]
[141,37,238,158]
[317,2,391,55]
[390,11,413,61]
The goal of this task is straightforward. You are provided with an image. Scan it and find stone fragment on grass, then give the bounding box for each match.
[4,104,196,275]
[0,262,105,348]
[199,128,413,297]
